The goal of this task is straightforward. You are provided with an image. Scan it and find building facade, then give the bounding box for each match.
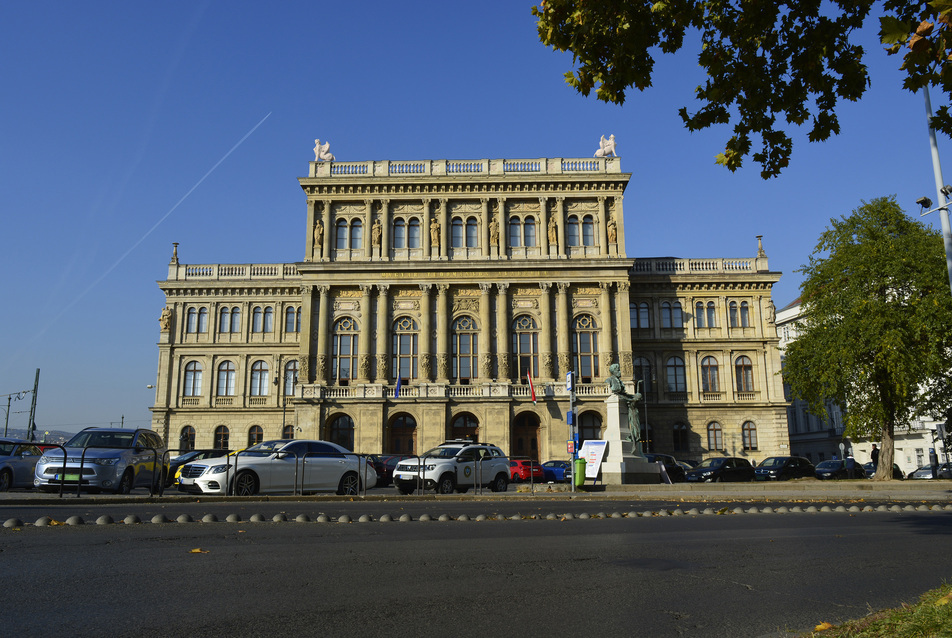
[151,154,789,465]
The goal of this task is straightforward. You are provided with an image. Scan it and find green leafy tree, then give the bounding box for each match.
[783,197,952,479]
[533,1,952,178]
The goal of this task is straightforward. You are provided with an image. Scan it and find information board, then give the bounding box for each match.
[578,440,607,479]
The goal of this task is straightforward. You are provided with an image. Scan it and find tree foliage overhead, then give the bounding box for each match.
[782,197,952,479]
[533,1,952,179]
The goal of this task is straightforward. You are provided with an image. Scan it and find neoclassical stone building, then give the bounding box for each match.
[151,154,789,464]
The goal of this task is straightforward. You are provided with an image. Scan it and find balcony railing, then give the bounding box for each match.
[308,157,622,179]
[632,258,756,275]
[169,263,301,282]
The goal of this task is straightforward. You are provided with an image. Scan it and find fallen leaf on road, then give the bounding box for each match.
[814,621,833,631]
[189,548,209,554]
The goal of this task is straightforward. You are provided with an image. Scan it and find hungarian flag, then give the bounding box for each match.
[527,370,536,404]
[394,375,402,399]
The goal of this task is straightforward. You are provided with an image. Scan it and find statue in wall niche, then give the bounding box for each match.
[372,219,382,247]
[607,215,617,244]
[158,307,172,332]
[489,217,500,245]
[313,139,335,162]
[430,218,440,248]
[606,363,642,454]
[548,216,557,245]
[313,219,324,256]
[766,300,776,324]
[594,134,617,158]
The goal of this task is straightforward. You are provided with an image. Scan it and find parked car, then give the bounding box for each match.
[862,462,905,480]
[685,457,755,482]
[34,427,169,494]
[542,460,573,483]
[374,455,411,487]
[816,459,864,480]
[677,459,699,468]
[510,459,545,482]
[0,439,43,491]
[392,440,509,494]
[907,462,952,479]
[178,439,375,496]
[754,456,815,481]
[643,453,686,482]
[167,449,220,487]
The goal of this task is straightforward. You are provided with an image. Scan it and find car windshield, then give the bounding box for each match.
[759,457,786,468]
[66,431,135,448]
[237,440,289,457]
[422,446,464,458]
[695,458,725,469]
[172,451,201,463]
[816,460,841,470]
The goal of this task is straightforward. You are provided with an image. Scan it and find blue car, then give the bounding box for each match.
[542,460,572,483]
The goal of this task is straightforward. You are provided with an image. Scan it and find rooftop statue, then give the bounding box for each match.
[594,134,617,158]
[313,139,335,162]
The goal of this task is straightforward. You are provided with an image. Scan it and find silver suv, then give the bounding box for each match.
[392,440,510,494]
[34,428,169,494]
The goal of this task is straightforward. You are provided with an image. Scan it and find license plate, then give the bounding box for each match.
[56,473,80,481]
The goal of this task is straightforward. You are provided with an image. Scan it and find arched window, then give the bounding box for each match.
[578,411,601,445]
[263,307,273,333]
[230,306,241,333]
[219,307,231,333]
[673,423,689,452]
[742,421,758,451]
[665,356,686,393]
[450,413,479,441]
[250,361,269,396]
[701,356,719,392]
[735,356,754,392]
[197,308,208,333]
[695,302,705,328]
[390,413,417,454]
[509,217,522,247]
[332,317,359,384]
[330,414,355,450]
[214,425,230,450]
[393,218,406,248]
[336,219,348,249]
[350,219,363,250]
[252,307,263,333]
[524,216,536,247]
[392,316,419,381]
[179,426,196,452]
[248,425,263,446]
[452,316,478,383]
[633,356,652,393]
[186,308,198,333]
[451,218,464,248]
[512,315,539,381]
[183,361,203,397]
[630,302,650,328]
[217,361,236,396]
[706,301,716,327]
[572,314,599,383]
[285,306,301,333]
[284,359,298,396]
[740,301,750,327]
[282,424,295,439]
[707,422,723,451]
[582,215,595,246]
[662,301,683,328]
[567,215,580,246]
[729,301,739,327]
[465,217,478,247]
[407,218,420,248]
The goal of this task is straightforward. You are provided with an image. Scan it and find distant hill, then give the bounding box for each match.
[3,428,76,444]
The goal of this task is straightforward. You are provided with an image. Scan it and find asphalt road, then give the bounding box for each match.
[3,501,950,638]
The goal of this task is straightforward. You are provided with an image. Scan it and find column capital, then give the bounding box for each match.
[557,282,570,294]
[418,283,432,294]
[377,283,389,296]
[436,283,450,295]
[497,282,509,295]
[479,282,492,294]
[317,285,330,296]
[617,281,631,292]
[539,282,552,293]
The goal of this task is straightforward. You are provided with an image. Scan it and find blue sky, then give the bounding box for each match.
[2,1,950,434]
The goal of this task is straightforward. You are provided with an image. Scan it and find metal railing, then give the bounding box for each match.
[43,444,169,498]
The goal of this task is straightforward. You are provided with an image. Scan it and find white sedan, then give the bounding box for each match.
[177,439,376,496]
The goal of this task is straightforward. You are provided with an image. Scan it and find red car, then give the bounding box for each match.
[510,459,545,482]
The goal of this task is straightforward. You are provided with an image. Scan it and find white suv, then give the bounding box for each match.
[392,440,510,494]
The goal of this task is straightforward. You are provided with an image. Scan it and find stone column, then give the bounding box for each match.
[305,200,317,261]
[315,285,330,384]
[555,197,566,259]
[380,199,391,261]
[419,284,432,381]
[358,284,373,382]
[539,282,553,380]
[364,199,373,260]
[480,198,490,259]
[479,283,493,379]
[598,196,609,257]
[300,285,315,383]
[599,282,614,377]
[322,200,332,262]
[435,283,450,381]
[538,197,549,256]
[438,198,449,260]
[497,197,507,257]
[422,199,431,260]
[615,196,626,257]
[374,285,390,383]
[615,282,633,377]
[556,282,571,377]
[496,283,510,381]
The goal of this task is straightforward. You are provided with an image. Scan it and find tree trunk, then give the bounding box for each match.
[873,422,896,481]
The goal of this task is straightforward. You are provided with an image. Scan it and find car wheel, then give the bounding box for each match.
[490,473,509,493]
[115,470,133,495]
[436,473,455,494]
[0,469,11,492]
[337,471,360,495]
[233,471,259,496]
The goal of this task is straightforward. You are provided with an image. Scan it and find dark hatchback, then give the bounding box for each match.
[754,456,815,481]
[815,459,865,480]
[685,457,755,483]
[643,453,686,482]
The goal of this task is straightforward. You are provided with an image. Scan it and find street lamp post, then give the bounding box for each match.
[917,87,952,297]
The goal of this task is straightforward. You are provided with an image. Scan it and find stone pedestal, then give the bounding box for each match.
[601,395,660,484]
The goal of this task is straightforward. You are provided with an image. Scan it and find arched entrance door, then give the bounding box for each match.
[387,413,417,454]
[327,414,355,451]
[511,412,540,461]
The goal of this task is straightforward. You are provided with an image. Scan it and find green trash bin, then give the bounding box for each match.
[574,458,586,487]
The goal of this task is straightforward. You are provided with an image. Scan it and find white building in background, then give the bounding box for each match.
[776,299,947,475]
